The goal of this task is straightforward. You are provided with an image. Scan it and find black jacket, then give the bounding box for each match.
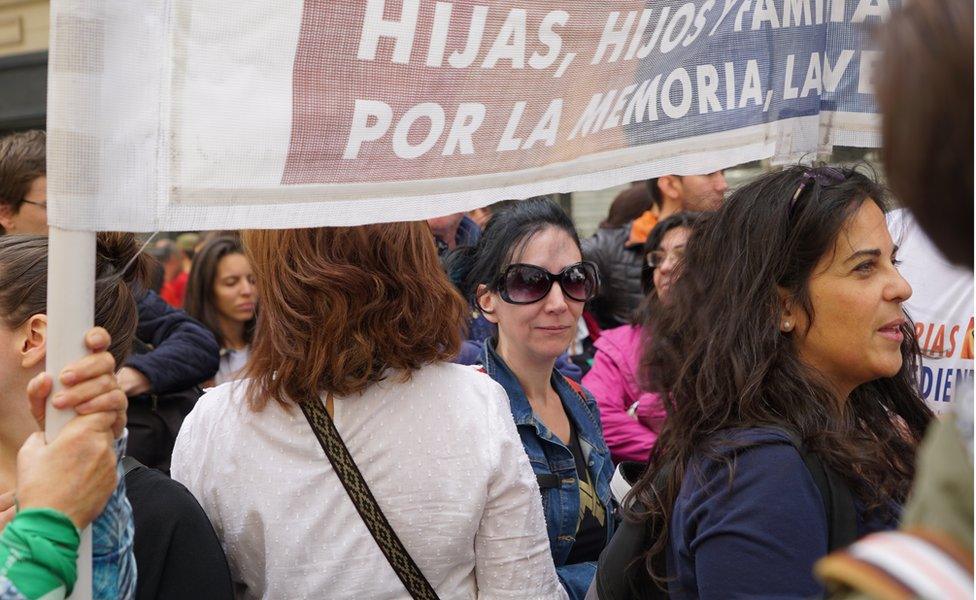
[124,290,220,394]
[581,226,645,330]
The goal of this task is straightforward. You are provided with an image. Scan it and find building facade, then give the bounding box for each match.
[0,0,48,132]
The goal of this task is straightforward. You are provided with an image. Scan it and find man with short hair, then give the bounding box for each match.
[0,130,48,235]
[583,170,727,329]
[648,172,728,216]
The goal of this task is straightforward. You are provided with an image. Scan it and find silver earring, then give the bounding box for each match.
[782,321,792,332]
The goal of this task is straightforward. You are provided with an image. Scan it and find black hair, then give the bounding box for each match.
[184,236,255,349]
[445,197,581,308]
[0,233,151,367]
[645,177,663,209]
[631,211,704,325]
[639,211,704,296]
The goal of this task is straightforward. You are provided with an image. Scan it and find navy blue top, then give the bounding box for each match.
[125,289,220,394]
[668,427,899,600]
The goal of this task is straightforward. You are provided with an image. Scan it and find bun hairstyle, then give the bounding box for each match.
[0,232,151,366]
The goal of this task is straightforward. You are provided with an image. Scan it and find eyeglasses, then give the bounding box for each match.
[645,247,685,269]
[790,167,846,210]
[495,262,600,305]
[20,199,47,209]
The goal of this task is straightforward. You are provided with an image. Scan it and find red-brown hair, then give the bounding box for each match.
[242,222,466,410]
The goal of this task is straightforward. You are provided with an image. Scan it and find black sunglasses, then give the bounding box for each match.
[495,262,600,305]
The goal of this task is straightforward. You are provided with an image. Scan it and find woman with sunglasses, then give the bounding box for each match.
[582,212,701,465]
[448,198,614,600]
[605,166,932,599]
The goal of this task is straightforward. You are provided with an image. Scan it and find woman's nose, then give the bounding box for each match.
[543,281,571,312]
[887,268,913,303]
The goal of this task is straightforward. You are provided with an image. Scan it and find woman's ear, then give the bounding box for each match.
[475,285,499,324]
[0,205,15,233]
[776,287,796,333]
[20,314,47,369]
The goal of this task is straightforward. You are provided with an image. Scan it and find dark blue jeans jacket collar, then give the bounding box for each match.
[481,340,615,600]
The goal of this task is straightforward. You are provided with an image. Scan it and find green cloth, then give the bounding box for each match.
[826,415,974,599]
[901,415,974,552]
[0,508,80,599]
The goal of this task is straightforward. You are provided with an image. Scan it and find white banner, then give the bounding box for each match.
[47,0,893,231]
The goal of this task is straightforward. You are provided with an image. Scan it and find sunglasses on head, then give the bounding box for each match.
[790,166,846,211]
[494,262,600,305]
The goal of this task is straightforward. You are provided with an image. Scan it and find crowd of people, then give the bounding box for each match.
[0,0,970,598]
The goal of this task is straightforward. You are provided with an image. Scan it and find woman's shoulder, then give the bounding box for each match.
[402,363,514,425]
[594,324,642,352]
[703,426,798,450]
[411,361,507,393]
[683,427,814,500]
[194,379,250,412]
[180,379,264,439]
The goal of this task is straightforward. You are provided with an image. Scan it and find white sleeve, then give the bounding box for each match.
[474,382,568,600]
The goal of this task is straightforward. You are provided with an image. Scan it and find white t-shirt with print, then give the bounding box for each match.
[888,209,974,416]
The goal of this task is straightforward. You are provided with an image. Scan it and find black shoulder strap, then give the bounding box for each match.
[765,426,858,551]
[797,448,859,551]
[121,455,143,478]
[298,396,440,600]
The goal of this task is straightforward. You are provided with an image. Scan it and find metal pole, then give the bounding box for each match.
[45,226,96,600]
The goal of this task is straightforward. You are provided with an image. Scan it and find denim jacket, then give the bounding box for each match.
[481,341,615,600]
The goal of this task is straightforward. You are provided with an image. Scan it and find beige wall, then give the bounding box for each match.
[0,0,49,58]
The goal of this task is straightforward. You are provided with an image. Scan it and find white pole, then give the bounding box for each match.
[45,226,96,600]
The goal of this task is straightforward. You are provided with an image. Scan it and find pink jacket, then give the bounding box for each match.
[582,325,666,464]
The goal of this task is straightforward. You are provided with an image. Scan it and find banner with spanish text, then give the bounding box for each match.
[47,0,894,230]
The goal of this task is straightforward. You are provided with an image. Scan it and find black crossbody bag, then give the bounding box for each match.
[298,395,441,600]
